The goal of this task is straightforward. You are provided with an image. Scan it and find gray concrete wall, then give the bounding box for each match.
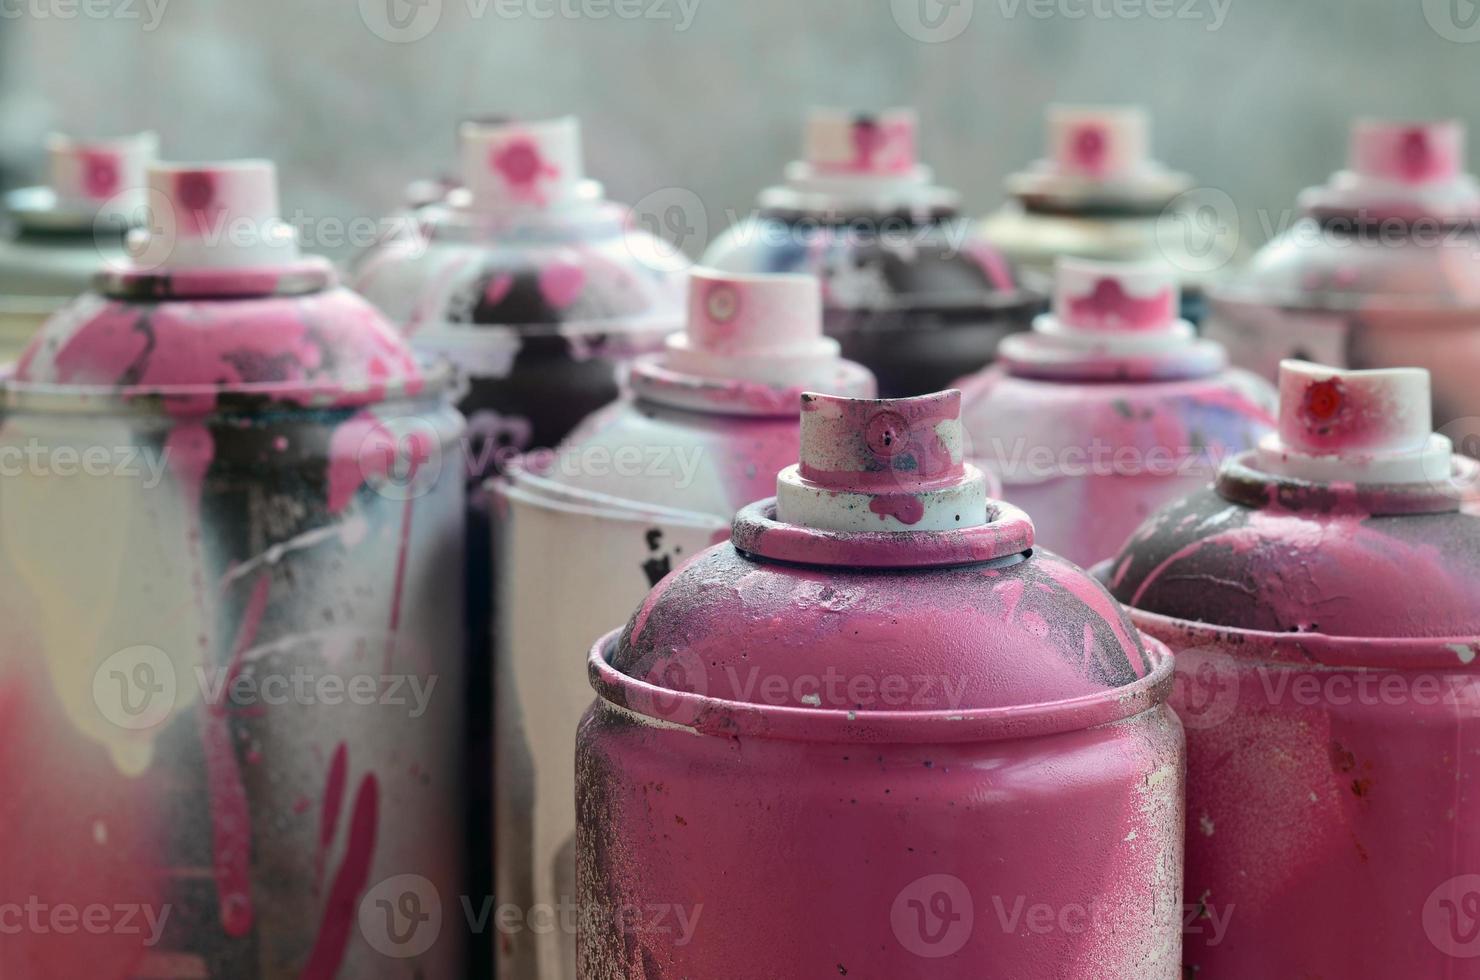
[0,0,1473,258]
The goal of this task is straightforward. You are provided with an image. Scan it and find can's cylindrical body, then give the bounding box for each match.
[0,266,468,977]
[1206,220,1480,427]
[959,367,1275,567]
[577,386,1186,980]
[579,532,1183,978]
[703,215,1038,397]
[1103,454,1480,976]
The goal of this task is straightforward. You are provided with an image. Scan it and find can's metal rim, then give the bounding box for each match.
[1004,168,1193,216]
[0,357,458,416]
[626,356,878,418]
[94,258,336,300]
[492,465,729,533]
[408,311,682,349]
[730,496,1024,569]
[1127,605,1480,670]
[1215,451,1478,516]
[588,628,1176,743]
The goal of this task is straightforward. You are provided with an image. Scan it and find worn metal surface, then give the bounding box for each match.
[577,390,1184,978]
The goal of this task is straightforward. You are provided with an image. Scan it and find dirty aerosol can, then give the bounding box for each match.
[1102,359,1480,976]
[0,160,467,977]
[577,389,1186,978]
[0,131,156,362]
[492,267,875,980]
[1206,119,1480,427]
[958,258,1275,567]
[352,115,688,468]
[979,105,1223,322]
[702,108,1040,397]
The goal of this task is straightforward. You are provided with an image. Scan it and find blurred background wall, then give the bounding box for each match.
[0,0,1475,260]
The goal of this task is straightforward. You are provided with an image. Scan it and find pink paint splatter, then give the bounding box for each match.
[1070,124,1109,176]
[196,571,271,939]
[484,273,515,307]
[1068,279,1173,331]
[80,150,121,199]
[301,772,380,980]
[538,263,586,310]
[868,494,925,525]
[1397,128,1439,184]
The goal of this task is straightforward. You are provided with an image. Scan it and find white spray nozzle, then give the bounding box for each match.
[1047,104,1151,181]
[129,160,299,270]
[458,116,585,211]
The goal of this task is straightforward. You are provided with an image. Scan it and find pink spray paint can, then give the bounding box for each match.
[958,257,1276,568]
[1207,119,1480,427]
[0,131,157,362]
[1102,359,1480,975]
[491,267,876,980]
[577,389,1186,978]
[352,116,687,949]
[702,108,1040,397]
[978,105,1223,322]
[352,115,688,470]
[0,160,468,976]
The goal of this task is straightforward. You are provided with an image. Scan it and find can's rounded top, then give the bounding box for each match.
[1298,119,1480,222]
[756,107,959,217]
[599,392,1166,727]
[1105,360,1480,641]
[11,157,425,401]
[457,115,596,213]
[629,269,875,415]
[1004,104,1192,212]
[997,258,1227,380]
[3,131,158,232]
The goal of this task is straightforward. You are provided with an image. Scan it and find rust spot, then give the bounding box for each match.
[1351,777,1373,799]
[1329,741,1357,774]
[674,815,687,827]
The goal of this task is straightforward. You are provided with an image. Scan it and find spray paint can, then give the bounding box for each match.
[0,160,467,977]
[577,389,1185,978]
[1206,119,1480,427]
[0,131,156,362]
[702,108,1040,398]
[1102,360,1480,976]
[352,115,688,471]
[978,105,1223,322]
[491,267,875,979]
[352,118,686,958]
[958,258,1276,567]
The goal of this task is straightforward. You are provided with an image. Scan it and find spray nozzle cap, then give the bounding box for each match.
[127,160,299,271]
[457,116,587,211]
[1255,360,1451,484]
[775,390,989,532]
[46,131,157,214]
[682,268,822,356]
[804,108,918,176]
[1050,258,1180,334]
[1350,120,1465,185]
[1047,104,1151,181]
